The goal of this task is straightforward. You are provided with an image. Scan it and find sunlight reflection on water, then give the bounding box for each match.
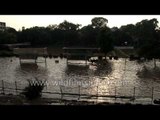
[0,57,160,103]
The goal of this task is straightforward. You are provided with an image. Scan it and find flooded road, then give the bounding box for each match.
[1,57,160,104]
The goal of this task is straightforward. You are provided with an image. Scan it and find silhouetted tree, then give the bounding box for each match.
[91,17,108,28]
[79,25,99,47]
[135,18,160,68]
[0,28,17,44]
[98,27,113,59]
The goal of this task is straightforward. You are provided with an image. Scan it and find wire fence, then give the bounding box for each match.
[0,80,160,104]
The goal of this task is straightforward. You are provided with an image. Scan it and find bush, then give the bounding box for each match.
[22,78,46,100]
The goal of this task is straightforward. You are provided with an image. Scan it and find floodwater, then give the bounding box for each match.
[1,57,160,104]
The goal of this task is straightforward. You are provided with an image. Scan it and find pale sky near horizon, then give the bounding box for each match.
[1,15,160,31]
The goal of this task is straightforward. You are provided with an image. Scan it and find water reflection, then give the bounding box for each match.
[62,61,113,96]
[1,57,160,103]
[93,60,113,77]
[65,64,89,76]
[65,60,113,77]
[137,66,160,79]
[15,63,49,81]
[136,65,160,88]
[20,63,38,71]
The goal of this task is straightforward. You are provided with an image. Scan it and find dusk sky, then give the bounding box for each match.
[1,15,160,31]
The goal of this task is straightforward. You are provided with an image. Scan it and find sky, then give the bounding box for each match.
[1,15,160,31]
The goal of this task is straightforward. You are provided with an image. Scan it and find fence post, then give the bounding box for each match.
[45,57,47,68]
[66,56,68,65]
[133,87,136,102]
[115,86,116,101]
[60,86,63,100]
[97,86,99,103]
[19,58,21,65]
[85,56,87,65]
[151,87,154,104]
[78,85,80,100]
[45,82,47,91]
[35,57,37,63]
[15,81,18,95]
[97,86,98,96]
[2,80,5,95]
[133,87,136,99]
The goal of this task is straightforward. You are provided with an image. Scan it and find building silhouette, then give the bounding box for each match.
[0,22,6,31]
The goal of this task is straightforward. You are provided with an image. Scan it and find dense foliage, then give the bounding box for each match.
[1,17,160,58]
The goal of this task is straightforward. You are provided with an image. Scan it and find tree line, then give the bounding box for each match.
[0,17,160,58]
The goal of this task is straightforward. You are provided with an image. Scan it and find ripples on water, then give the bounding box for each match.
[1,57,160,103]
